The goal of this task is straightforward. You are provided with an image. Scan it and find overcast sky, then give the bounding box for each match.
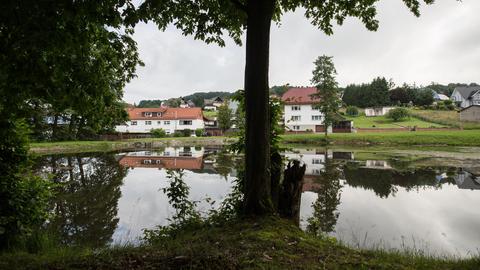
[123,0,480,103]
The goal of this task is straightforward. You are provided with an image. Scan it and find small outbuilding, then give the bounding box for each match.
[364,107,393,117]
[459,105,480,122]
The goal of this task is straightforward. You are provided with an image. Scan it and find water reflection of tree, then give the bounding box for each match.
[307,153,342,235]
[213,150,235,179]
[37,153,126,248]
[343,162,457,198]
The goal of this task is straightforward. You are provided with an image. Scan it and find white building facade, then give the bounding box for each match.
[451,86,480,108]
[115,107,205,134]
[282,87,329,133]
[364,107,394,117]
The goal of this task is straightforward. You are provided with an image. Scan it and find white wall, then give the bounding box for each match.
[284,104,324,132]
[115,119,204,134]
[124,147,204,158]
[451,90,472,108]
[284,149,333,176]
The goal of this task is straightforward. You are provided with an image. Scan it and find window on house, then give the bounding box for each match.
[157,121,162,125]
[312,159,322,164]
[311,105,320,110]
[144,112,152,117]
[292,125,300,130]
[145,121,152,125]
[291,116,301,121]
[131,121,137,126]
[312,115,322,121]
[143,159,152,164]
[180,120,192,125]
[164,121,170,125]
[291,105,301,111]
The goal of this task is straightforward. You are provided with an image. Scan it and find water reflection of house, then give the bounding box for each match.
[454,170,480,190]
[285,149,328,177]
[332,152,354,160]
[285,149,330,193]
[118,147,204,170]
[364,160,392,169]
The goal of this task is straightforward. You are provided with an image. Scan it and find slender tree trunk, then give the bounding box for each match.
[52,114,59,141]
[243,0,275,216]
[69,114,77,140]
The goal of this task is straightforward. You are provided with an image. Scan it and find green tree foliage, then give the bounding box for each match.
[195,128,205,137]
[137,100,163,108]
[218,103,233,132]
[389,85,412,105]
[0,0,141,247]
[415,88,435,106]
[151,128,167,138]
[345,106,359,117]
[270,85,290,97]
[342,77,392,108]
[0,121,54,250]
[311,55,341,137]
[386,107,409,122]
[1,1,141,141]
[137,92,233,108]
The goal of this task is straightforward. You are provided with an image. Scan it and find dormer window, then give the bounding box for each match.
[144,112,152,117]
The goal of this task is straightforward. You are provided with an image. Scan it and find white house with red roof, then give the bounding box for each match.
[115,107,205,134]
[281,87,330,133]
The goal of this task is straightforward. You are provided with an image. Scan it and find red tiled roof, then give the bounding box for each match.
[119,156,203,170]
[127,107,203,120]
[281,87,319,104]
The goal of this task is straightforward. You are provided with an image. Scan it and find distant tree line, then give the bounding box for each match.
[137,91,233,108]
[342,78,479,108]
[136,86,292,109]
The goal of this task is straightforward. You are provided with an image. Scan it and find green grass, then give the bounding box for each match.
[2,217,478,269]
[281,130,480,146]
[408,109,480,130]
[345,114,447,128]
[29,130,480,155]
[203,110,218,118]
[30,137,233,155]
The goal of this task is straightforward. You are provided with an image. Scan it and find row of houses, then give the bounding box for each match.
[116,87,354,135]
[115,86,480,135]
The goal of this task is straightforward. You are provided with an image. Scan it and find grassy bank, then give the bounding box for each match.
[408,109,480,130]
[30,137,233,155]
[2,217,478,269]
[29,130,480,154]
[344,114,446,128]
[281,130,480,146]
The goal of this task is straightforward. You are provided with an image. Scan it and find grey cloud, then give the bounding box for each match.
[124,0,480,103]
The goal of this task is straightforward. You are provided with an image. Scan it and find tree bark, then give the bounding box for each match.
[278,160,306,225]
[243,0,275,216]
[52,114,59,141]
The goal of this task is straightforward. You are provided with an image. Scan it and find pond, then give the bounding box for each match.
[34,146,480,258]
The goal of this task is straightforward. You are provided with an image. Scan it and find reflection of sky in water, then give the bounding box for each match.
[112,168,234,244]
[300,181,480,258]
[38,149,480,258]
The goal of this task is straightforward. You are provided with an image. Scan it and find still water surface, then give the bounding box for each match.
[34,146,480,257]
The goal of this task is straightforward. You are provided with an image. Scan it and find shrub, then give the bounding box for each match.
[386,107,409,122]
[195,128,204,137]
[173,130,184,137]
[151,128,166,138]
[183,129,192,137]
[345,106,359,116]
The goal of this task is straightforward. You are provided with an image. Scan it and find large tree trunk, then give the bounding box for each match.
[243,0,275,216]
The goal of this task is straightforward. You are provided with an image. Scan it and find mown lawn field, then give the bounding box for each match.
[281,130,480,146]
[344,114,447,128]
[408,108,480,129]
